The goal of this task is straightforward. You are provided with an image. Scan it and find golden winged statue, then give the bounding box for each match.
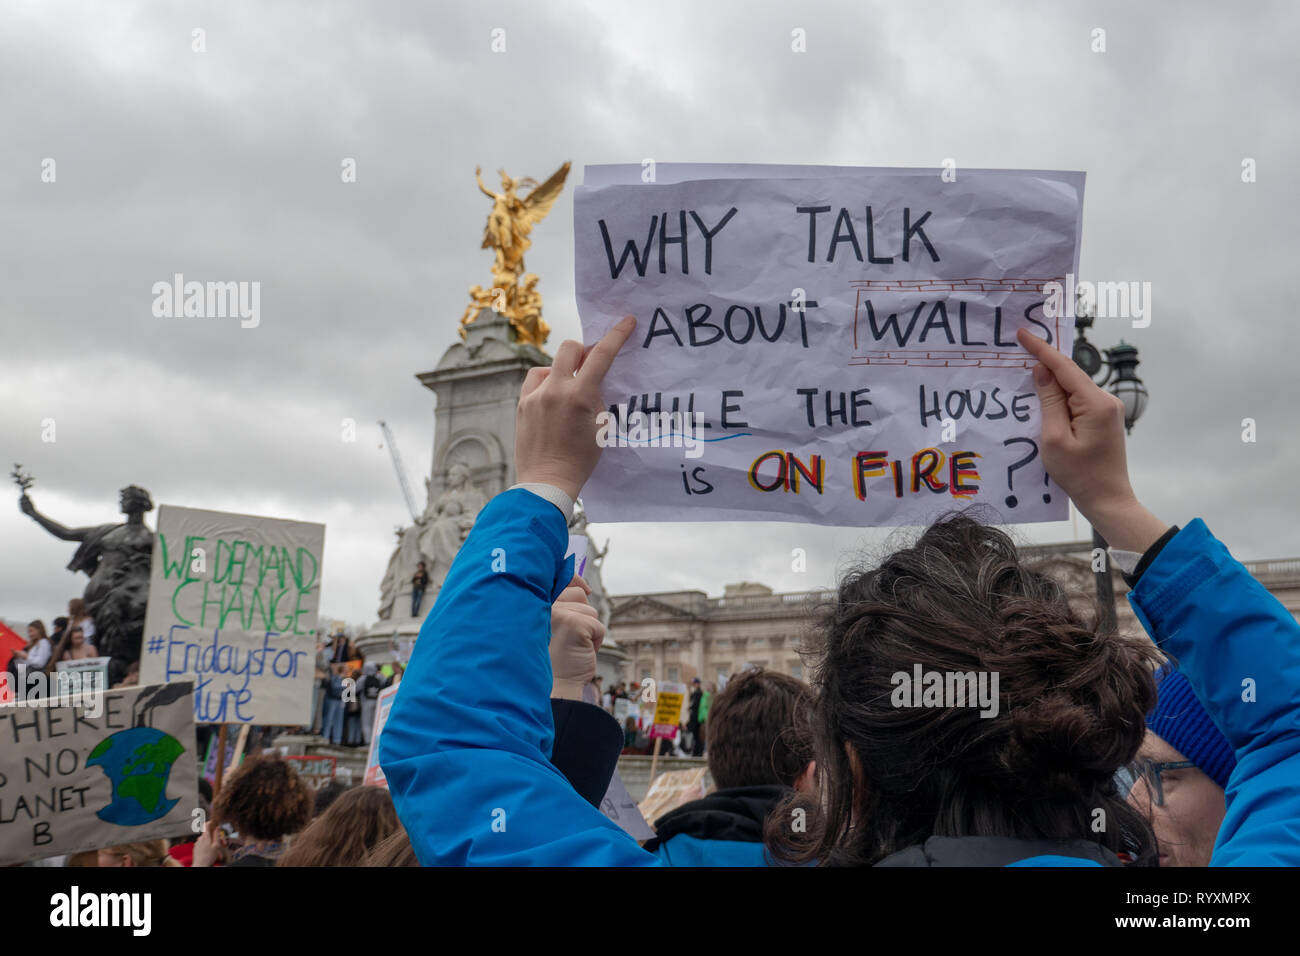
[460,161,570,349]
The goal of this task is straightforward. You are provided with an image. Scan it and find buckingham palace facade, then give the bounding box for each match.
[605,540,1300,688]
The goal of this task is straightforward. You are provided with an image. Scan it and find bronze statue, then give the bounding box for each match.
[461,162,570,349]
[17,475,154,684]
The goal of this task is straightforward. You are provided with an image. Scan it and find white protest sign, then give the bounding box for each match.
[565,534,590,578]
[140,505,326,725]
[0,682,198,865]
[599,769,656,841]
[364,682,399,788]
[55,657,111,699]
[574,164,1084,527]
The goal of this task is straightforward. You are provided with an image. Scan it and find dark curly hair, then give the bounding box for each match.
[212,755,314,842]
[765,513,1162,866]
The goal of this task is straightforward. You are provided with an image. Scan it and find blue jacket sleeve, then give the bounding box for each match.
[1127,518,1300,866]
[378,488,658,866]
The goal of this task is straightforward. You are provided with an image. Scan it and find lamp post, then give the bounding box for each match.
[1071,305,1149,633]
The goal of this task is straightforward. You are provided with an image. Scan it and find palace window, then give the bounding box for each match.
[667,665,680,683]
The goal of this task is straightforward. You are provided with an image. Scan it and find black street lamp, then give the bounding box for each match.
[1071,303,1149,631]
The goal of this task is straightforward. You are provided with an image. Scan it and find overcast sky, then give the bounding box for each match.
[2,0,1296,631]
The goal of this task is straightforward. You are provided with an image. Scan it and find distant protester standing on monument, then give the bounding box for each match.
[12,620,52,672]
[360,662,386,744]
[411,561,430,617]
[328,630,353,664]
[322,663,346,745]
[44,624,98,673]
[48,616,68,652]
[68,597,95,646]
[344,665,365,746]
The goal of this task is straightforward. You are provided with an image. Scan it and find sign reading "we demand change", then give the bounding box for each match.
[574,164,1084,528]
[140,505,325,726]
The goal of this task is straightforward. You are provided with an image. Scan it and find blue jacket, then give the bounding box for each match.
[1127,519,1300,866]
[379,490,656,866]
[381,492,1299,867]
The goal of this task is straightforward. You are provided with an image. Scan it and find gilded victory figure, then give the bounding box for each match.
[460,161,570,349]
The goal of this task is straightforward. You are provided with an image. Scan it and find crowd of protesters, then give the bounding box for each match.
[374,318,1299,867]
[8,318,1299,869]
[4,597,120,688]
[313,631,401,747]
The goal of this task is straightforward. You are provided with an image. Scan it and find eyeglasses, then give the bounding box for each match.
[1116,758,1196,807]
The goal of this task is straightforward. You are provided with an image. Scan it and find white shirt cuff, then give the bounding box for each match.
[1109,548,1141,576]
[509,483,575,523]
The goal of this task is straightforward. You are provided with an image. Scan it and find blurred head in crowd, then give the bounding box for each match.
[1124,665,1235,867]
[767,514,1162,866]
[706,668,810,791]
[98,840,169,867]
[27,620,47,645]
[312,780,351,818]
[68,626,85,648]
[279,786,401,867]
[68,598,87,620]
[212,755,314,843]
[365,825,420,867]
[112,659,140,689]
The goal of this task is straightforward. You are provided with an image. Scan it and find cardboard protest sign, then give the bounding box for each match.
[285,755,337,790]
[363,682,399,788]
[0,682,198,865]
[201,723,249,785]
[140,505,325,725]
[574,164,1084,527]
[650,681,686,739]
[638,766,709,828]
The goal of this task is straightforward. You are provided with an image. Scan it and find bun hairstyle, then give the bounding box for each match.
[766,514,1161,866]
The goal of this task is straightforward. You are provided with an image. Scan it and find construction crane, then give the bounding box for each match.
[378,420,420,524]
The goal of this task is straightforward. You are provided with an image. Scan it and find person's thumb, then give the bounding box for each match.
[1032,362,1072,446]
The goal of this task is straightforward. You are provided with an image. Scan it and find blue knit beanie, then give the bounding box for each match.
[1146,664,1237,789]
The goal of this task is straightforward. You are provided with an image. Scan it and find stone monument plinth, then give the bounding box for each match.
[358,313,549,657]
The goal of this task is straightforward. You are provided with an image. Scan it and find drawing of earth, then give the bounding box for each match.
[86,727,185,826]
